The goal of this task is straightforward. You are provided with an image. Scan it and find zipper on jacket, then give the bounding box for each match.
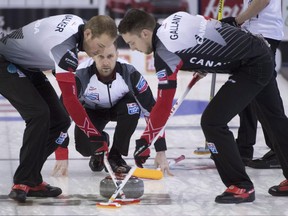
[106,83,113,107]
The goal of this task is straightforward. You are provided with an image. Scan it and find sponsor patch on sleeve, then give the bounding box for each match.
[207,142,218,154]
[127,102,140,115]
[156,69,168,84]
[55,132,68,145]
[136,76,149,93]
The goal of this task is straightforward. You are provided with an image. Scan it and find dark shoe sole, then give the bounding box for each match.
[215,196,255,204]
[108,159,131,173]
[8,189,27,203]
[27,187,62,197]
[89,163,105,172]
[113,165,131,173]
[247,160,281,169]
[268,186,288,196]
[89,156,105,172]
[215,192,255,204]
[247,150,281,169]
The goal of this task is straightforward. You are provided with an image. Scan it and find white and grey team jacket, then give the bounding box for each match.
[75,58,155,116]
[0,14,84,74]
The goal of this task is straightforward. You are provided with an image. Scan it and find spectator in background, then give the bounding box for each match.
[221,0,284,169]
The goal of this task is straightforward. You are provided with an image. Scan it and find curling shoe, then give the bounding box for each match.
[108,156,131,174]
[8,184,30,203]
[247,150,281,169]
[215,185,255,204]
[89,154,105,172]
[268,180,288,196]
[27,182,62,197]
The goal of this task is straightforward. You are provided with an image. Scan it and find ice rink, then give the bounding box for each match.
[0,72,288,216]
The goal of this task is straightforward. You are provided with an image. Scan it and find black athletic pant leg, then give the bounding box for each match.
[28,73,71,161]
[201,60,273,189]
[74,108,109,156]
[0,65,50,186]
[236,39,283,158]
[75,93,140,157]
[110,93,140,156]
[236,103,258,159]
[254,77,288,178]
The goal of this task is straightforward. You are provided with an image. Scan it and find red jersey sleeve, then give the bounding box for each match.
[140,71,177,144]
[56,72,100,137]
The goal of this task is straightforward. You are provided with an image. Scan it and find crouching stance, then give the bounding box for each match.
[53,42,166,175]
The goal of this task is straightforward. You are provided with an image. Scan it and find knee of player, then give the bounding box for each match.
[75,143,91,156]
[128,111,141,120]
[60,115,72,131]
[49,111,71,133]
[200,114,215,132]
[29,104,50,121]
[201,116,229,138]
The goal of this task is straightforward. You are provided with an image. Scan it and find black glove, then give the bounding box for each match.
[88,138,109,172]
[134,138,151,168]
[90,132,109,155]
[220,17,240,27]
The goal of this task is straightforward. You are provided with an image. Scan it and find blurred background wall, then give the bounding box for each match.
[0,0,287,77]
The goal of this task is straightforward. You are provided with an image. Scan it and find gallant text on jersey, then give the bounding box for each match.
[55,15,73,32]
[170,14,182,40]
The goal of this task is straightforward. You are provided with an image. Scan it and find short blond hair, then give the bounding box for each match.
[85,15,117,39]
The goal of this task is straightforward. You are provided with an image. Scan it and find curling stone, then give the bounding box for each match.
[100,175,144,199]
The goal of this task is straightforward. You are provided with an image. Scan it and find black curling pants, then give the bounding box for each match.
[74,93,140,157]
[201,47,288,189]
[0,61,70,187]
[236,39,284,159]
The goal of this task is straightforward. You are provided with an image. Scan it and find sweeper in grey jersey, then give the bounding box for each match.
[0,14,117,202]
